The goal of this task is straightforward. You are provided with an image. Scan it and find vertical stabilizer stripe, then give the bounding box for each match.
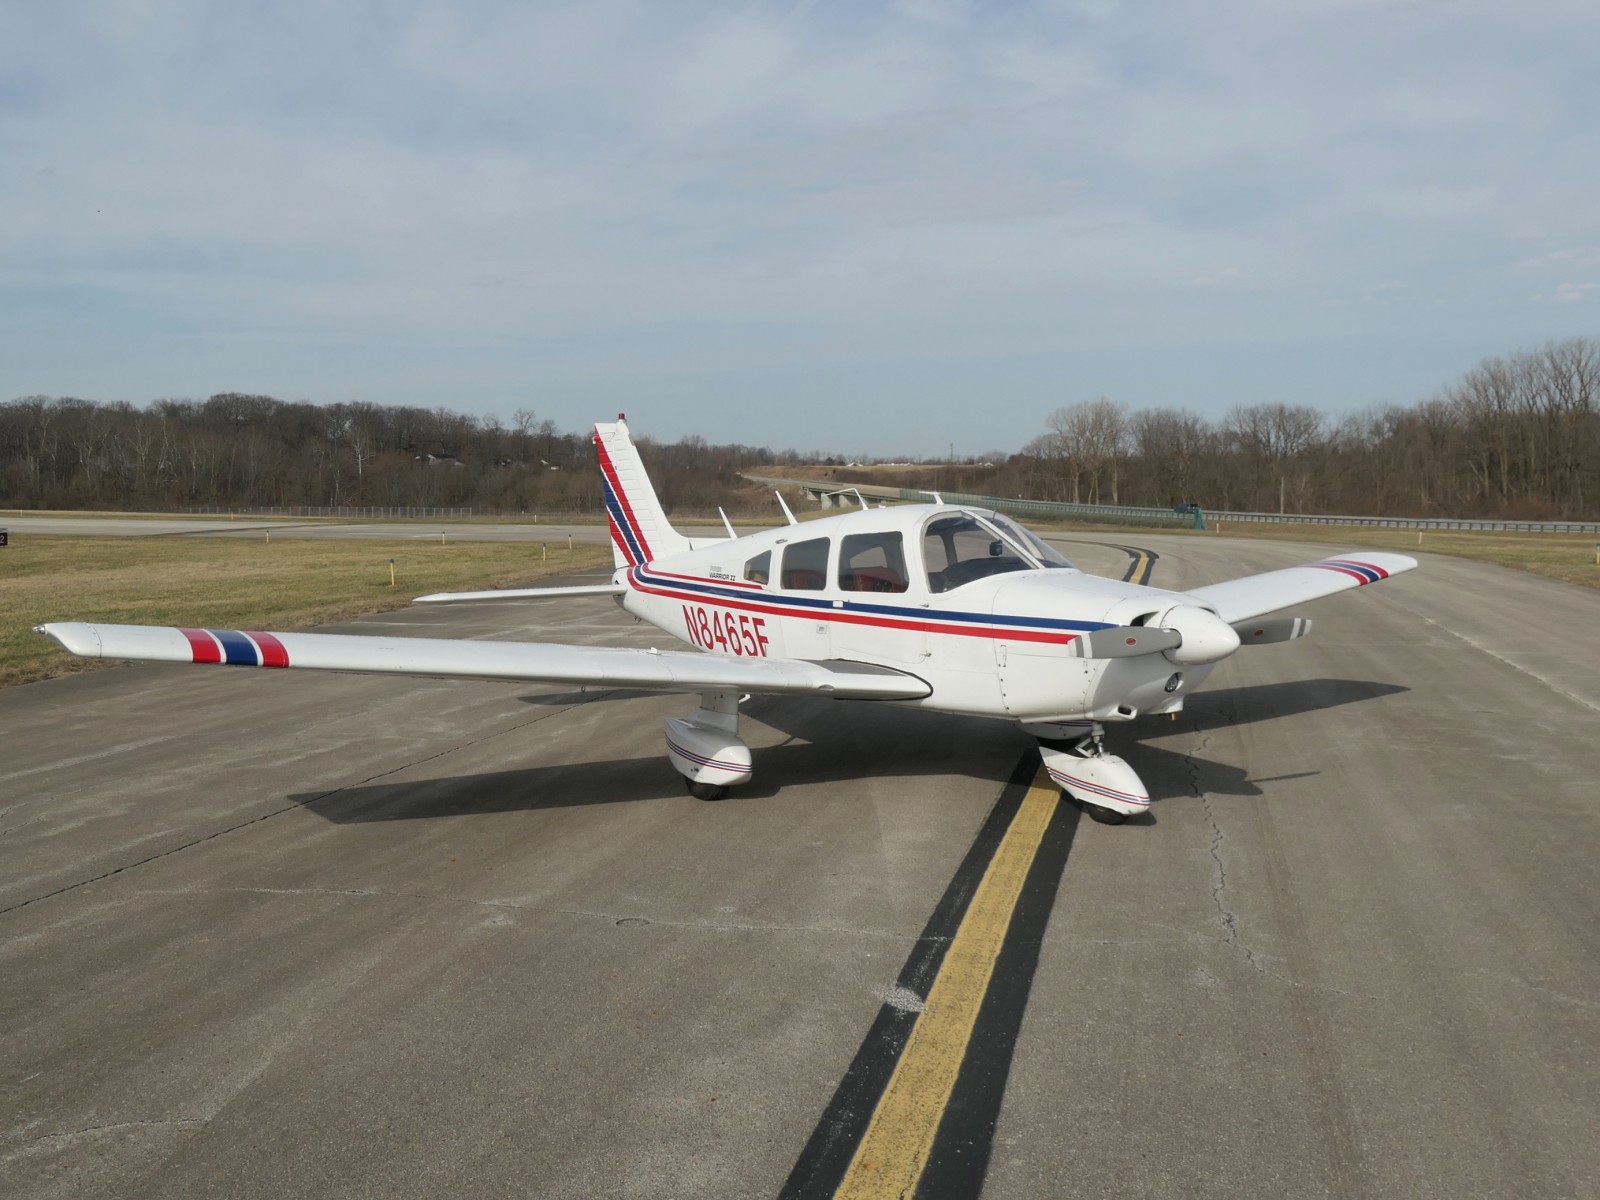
[594,430,654,562]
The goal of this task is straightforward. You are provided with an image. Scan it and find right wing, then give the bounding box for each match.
[35,622,931,700]
[1183,552,1417,624]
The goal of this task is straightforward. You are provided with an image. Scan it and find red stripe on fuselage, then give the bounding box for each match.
[179,627,222,663]
[594,433,653,562]
[629,576,1075,645]
[244,631,290,668]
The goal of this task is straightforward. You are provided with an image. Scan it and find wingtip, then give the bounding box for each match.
[36,621,100,657]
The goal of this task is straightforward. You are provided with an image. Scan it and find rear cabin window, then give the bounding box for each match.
[780,537,831,591]
[923,515,1033,593]
[837,532,910,593]
[743,550,771,585]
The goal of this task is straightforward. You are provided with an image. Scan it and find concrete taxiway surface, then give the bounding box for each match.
[1,515,725,543]
[2,537,1597,1198]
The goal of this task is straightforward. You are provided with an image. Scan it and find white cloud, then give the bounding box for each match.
[5,1,1600,449]
[1522,247,1600,268]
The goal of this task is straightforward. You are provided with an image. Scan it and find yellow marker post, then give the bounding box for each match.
[389,558,396,588]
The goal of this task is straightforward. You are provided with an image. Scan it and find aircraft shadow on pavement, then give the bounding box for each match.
[1168,677,1408,734]
[288,679,1406,824]
[290,703,1028,824]
[1125,677,1409,801]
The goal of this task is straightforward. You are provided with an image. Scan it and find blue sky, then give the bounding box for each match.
[3,0,1598,456]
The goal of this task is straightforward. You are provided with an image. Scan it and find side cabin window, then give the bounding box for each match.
[838,532,909,593]
[744,550,771,585]
[924,514,1033,593]
[781,537,830,591]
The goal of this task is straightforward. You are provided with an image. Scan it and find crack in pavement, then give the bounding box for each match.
[556,906,938,941]
[1183,712,1265,976]
[126,888,938,944]
[6,1119,206,1160]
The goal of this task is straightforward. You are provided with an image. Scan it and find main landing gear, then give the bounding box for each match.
[1025,721,1151,825]
[666,690,751,802]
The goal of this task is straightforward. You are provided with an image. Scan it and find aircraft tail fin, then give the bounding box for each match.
[594,416,691,568]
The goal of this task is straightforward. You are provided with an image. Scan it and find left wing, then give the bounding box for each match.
[35,622,931,700]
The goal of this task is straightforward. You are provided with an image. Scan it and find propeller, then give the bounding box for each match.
[1072,626,1182,659]
[1072,605,1244,665]
[1231,616,1312,645]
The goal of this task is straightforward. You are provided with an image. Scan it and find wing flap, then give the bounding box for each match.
[1184,552,1417,624]
[36,622,931,700]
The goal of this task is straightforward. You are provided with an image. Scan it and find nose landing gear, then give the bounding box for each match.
[1026,721,1150,824]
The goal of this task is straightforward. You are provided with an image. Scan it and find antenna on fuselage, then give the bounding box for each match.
[931,492,944,504]
[775,491,799,526]
[718,507,736,540]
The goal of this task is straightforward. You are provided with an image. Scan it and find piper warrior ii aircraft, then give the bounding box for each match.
[38,417,1416,824]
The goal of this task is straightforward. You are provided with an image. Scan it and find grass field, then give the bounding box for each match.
[1192,522,1600,590]
[3,535,611,687]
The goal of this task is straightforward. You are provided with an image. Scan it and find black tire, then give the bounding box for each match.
[686,779,730,802]
[1081,800,1130,825]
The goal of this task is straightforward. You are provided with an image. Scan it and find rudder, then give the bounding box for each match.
[594,415,692,568]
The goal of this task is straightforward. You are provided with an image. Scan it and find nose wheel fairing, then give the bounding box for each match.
[1033,723,1151,823]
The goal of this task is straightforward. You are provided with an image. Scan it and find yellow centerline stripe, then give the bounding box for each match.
[834,770,1059,1199]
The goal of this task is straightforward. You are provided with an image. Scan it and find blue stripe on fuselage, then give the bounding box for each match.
[631,566,1114,632]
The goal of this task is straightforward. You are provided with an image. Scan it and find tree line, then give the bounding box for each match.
[848,337,1600,520]
[4,337,1597,519]
[0,396,823,516]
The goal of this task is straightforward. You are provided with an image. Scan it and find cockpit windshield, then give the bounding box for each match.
[986,513,1077,569]
[923,513,1038,593]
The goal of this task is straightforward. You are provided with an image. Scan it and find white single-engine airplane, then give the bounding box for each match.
[38,417,1416,824]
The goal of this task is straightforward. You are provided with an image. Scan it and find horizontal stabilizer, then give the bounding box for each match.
[35,622,932,701]
[414,583,625,603]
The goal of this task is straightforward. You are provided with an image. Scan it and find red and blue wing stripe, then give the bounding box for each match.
[1308,558,1390,585]
[178,628,290,667]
